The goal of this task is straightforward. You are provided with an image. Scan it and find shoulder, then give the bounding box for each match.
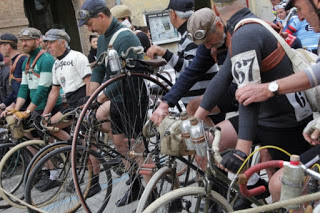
[70,50,87,59]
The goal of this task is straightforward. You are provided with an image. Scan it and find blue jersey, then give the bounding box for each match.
[286,17,320,51]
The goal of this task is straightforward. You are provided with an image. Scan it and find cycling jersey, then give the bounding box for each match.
[200,8,313,141]
[286,18,320,51]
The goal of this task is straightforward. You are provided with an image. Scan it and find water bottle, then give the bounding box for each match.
[180,112,195,151]
[189,116,207,157]
[280,155,305,210]
[107,45,121,73]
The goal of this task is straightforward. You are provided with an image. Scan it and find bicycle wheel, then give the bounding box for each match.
[0,140,44,209]
[143,186,233,213]
[71,72,178,212]
[0,142,30,209]
[25,145,112,213]
[23,141,70,186]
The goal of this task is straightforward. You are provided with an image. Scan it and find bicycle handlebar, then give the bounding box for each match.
[208,127,222,164]
[239,156,320,197]
[239,160,284,197]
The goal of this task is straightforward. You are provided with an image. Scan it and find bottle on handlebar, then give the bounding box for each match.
[189,116,207,157]
[180,112,195,151]
[107,45,122,73]
[280,155,305,210]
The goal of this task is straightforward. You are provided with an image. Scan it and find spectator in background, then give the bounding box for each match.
[110,5,151,52]
[88,34,98,63]
[274,1,302,49]
[285,12,320,54]
[0,53,10,103]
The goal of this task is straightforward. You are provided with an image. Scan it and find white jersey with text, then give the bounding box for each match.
[52,50,91,93]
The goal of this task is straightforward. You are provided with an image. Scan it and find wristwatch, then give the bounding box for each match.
[268,81,279,96]
[26,109,31,115]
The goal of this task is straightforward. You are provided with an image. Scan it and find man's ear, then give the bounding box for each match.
[316,0,320,9]
[170,10,177,19]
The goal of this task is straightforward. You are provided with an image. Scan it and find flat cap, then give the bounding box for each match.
[0,33,18,44]
[43,29,71,43]
[187,8,217,45]
[111,5,132,19]
[77,0,107,27]
[166,0,194,12]
[18,28,42,40]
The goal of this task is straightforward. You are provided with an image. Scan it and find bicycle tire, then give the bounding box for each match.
[0,142,30,209]
[0,140,44,209]
[71,72,177,212]
[23,141,70,186]
[25,145,112,213]
[143,186,233,213]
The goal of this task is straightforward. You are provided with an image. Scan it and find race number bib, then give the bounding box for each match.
[286,92,312,121]
[231,50,261,88]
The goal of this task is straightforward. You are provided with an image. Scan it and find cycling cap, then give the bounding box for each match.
[111,5,132,19]
[18,28,42,40]
[275,2,286,10]
[165,0,194,12]
[0,33,18,44]
[77,0,107,27]
[43,29,71,43]
[187,8,217,45]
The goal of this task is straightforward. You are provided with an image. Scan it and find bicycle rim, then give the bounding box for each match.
[71,72,177,212]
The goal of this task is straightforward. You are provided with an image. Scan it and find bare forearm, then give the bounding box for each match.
[15,97,26,111]
[278,71,311,94]
[89,82,100,95]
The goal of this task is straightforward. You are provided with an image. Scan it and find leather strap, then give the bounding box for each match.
[261,43,286,72]
[229,20,286,72]
[25,49,46,78]
[10,54,26,82]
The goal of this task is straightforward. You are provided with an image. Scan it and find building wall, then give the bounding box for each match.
[0,0,274,56]
[0,0,29,51]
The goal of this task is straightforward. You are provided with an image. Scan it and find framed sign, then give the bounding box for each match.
[143,10,181,45]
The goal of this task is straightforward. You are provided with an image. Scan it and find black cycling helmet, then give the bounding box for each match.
[286,0,320,21]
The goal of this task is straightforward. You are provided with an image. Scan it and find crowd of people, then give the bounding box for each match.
[0,0,320,211]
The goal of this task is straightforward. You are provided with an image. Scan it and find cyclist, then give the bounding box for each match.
[77,0,149,206]
[41,29,91,141]
[147,0,223,115]
[32,29,94,193]
[235,0,320,141]
[151,7,238,127]
[0,33,28,113]
[2,28,62,126]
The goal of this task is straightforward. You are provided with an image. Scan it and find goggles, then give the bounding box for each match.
[18,29,40,39]
[187,16,219,42]
[76,6,106,21]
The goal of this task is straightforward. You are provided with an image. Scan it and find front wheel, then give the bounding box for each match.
[143,186,233,213]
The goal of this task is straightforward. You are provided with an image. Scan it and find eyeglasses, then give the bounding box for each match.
[187,16,220,42]
[76,6,106,21]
